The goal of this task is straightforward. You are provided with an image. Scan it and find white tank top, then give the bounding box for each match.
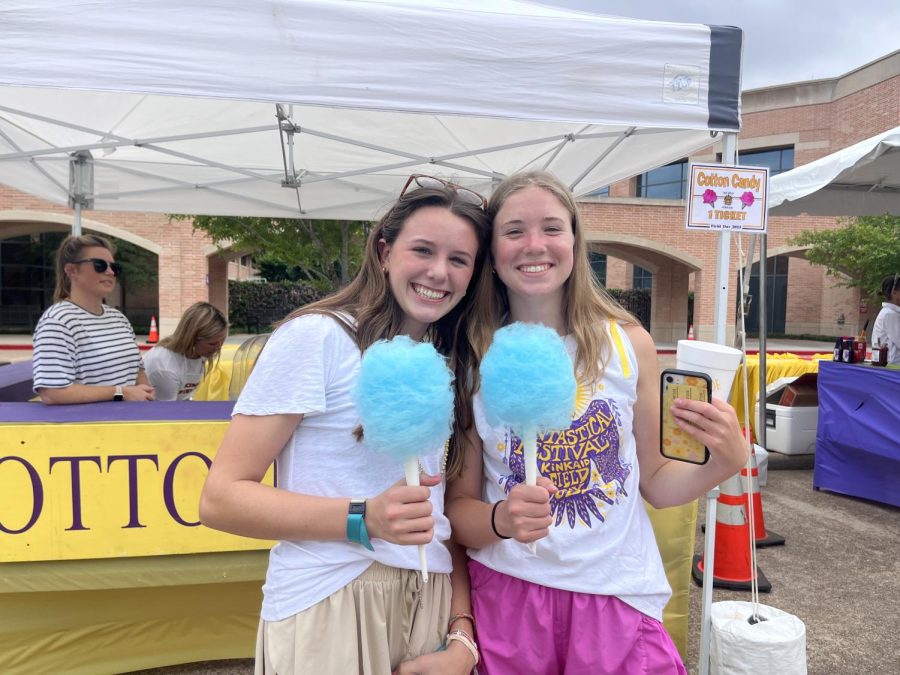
[469,321,671,621]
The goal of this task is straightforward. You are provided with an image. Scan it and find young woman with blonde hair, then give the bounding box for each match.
[200,175,493,674]
[143,301,228,400]
[32,234,155,404]
[447,170,748,674]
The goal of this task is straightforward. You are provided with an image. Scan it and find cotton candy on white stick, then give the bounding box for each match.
[352,336,455,582]
[480,323,577,554]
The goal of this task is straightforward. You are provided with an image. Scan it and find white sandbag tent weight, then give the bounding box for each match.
[0,0,742,221]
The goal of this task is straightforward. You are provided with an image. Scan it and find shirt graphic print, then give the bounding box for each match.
[497,387,632,529]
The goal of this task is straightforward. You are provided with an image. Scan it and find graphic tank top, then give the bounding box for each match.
[469,321,671,621]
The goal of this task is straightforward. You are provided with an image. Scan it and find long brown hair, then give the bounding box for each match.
[53,234,115,303]
[279,181,494,479]
[158,301,228,374]
[485,171,637,384]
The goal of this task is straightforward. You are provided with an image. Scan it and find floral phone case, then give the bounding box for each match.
[660,369,711,465]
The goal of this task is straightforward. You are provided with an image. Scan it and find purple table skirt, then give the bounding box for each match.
[814,361,900,508]
[0,360,34,402]
[0,400,234,424]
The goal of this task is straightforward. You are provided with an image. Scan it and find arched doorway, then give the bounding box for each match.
[0,228,159,333]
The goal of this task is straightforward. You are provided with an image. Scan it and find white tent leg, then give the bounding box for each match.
[699,486,719,675]
[701,130,739,673]
[712,132,738,345]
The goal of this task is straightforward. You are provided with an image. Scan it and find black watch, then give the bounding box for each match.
[113,385,124,401]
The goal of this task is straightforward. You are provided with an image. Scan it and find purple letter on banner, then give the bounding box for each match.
[49,456,102,531]
[107,454,160,528]
[0,456,44,534]
[163,452,211,527]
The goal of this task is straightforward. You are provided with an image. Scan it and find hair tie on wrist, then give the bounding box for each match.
[491,500,511,540]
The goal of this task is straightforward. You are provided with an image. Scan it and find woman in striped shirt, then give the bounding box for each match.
[32,234,155,404]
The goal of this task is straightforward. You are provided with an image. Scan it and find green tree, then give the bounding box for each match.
[179,215,369,292]
[789,215,900,298]
[111,237,158,291]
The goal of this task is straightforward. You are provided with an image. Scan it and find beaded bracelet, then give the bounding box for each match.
[446,629,479,667]
[491,500,511,540]
[448,611,476,631]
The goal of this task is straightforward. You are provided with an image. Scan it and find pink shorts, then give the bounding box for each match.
[469,560,687,675]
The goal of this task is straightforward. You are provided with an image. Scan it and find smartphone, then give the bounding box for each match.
[660,369,712,465]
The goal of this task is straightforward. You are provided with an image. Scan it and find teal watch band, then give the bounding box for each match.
[347,498,375,551]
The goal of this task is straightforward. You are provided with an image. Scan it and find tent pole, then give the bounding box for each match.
[698,486,720,675]
[700,130,738,675]
[757,234,768,448]
[712,132,738,344]
[73,202,82,237]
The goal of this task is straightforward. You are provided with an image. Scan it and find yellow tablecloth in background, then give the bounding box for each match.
[193,344,238,401]
[0,551,268,675]
[729,353,831,440]
[646,500,698,662]
[0,412,274,674]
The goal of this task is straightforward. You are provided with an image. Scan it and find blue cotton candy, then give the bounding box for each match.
[480,322,576,435]
[353,336,455,460]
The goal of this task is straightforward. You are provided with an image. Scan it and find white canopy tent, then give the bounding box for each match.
[769,125,900,216]
[0,0,741,222]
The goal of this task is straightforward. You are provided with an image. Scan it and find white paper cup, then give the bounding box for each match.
[676,340,743,401]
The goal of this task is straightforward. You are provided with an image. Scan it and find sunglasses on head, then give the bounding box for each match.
[73,258,122,276]
[400,174,487,210]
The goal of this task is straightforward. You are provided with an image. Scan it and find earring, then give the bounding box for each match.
[382,265,387,274]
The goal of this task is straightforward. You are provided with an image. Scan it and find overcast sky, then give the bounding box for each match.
[536,0,899,91]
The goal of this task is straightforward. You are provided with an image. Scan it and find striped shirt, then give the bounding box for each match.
[32,301,142,391]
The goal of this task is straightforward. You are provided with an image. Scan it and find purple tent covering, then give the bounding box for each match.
[0,401,234,424]
[814,361,900,507]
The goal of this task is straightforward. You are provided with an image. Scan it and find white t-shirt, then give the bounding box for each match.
[32,301,142,390]
[872,302,900,365]
[142,346,205,400]
[233,313,453,622]
[469,323,671,622]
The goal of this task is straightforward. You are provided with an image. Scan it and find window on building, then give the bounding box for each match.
[632,265,653,289]
[589,252,607,286]
[636,160,689,199]
[0,232,64,330]
[588,186,610,197]
[739,255,789,334]
[718,146,795,176]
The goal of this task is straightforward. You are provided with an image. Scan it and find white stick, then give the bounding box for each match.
[404,455,429,582]
[524,430,538,555]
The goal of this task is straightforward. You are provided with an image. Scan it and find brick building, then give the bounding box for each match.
[1,50,897,340]
[584,49,899,343]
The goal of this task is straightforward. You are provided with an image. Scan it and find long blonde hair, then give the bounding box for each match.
[158,301,228,373]
[485,171,637,384]
[279,181,495,479]
[53,234,115,303]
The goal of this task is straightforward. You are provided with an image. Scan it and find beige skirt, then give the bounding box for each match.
[255,562,451,675]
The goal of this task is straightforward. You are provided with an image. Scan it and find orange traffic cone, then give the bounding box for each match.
[742,449,785,547]
[687,324,695,340]
[692,473,771,592]
[147,315,159,344]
